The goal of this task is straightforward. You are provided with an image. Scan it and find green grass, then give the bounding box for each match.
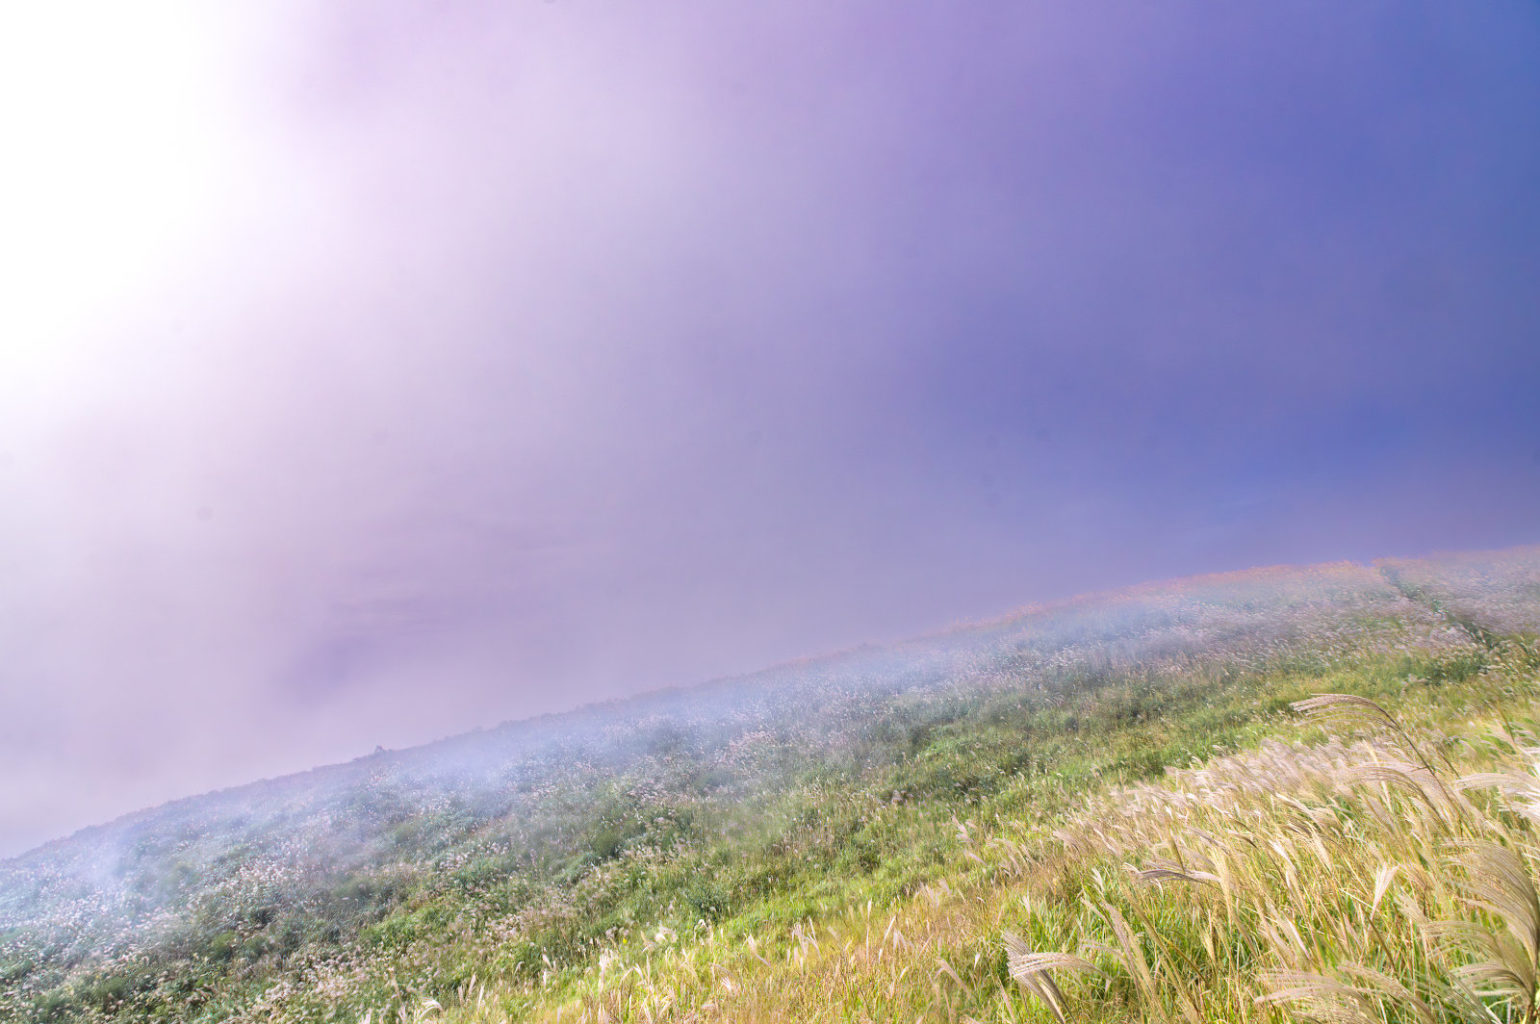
[3,549,1539,1022]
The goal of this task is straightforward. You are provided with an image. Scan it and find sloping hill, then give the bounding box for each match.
[4,548,1539,1023]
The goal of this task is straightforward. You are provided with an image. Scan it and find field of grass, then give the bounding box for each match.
[4,547,1540,1023]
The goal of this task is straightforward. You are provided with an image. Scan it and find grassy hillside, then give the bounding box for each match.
[4,548,1540,1023]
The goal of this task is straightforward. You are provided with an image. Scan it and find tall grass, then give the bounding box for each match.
[466,659,1540,1023]
[1006,688,1540,1024]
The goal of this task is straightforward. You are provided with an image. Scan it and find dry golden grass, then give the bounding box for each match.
[1010,691,1540,1024]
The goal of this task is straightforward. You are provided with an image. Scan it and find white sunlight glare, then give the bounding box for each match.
[0,2,228,380]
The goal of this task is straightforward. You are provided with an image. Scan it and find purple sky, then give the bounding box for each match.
[2,1,1539,857]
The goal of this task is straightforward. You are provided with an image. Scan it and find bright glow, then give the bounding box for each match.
[0,2,229,377]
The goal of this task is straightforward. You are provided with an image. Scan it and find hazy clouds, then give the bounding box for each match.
[2,0,1538,855]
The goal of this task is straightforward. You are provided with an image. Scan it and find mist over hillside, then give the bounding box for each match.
[6,0,1538,1019]
[4,545,1538,1023]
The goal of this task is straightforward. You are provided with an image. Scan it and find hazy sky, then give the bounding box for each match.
[2,1,1538,856]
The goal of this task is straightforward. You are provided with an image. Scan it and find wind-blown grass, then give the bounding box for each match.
[1006,688,1540,1024]
[3,549,1539,1023]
